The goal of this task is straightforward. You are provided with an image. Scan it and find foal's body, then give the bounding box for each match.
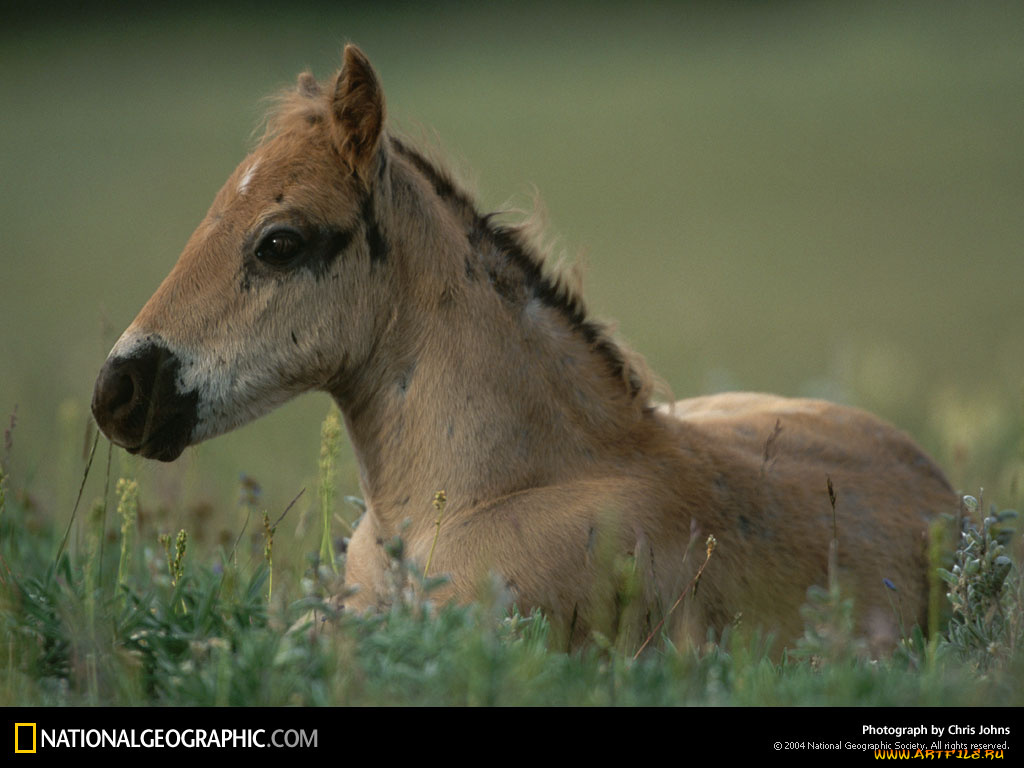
[92,46,954,654]
[346,385,950,651]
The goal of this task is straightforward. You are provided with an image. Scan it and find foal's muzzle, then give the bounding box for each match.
[91,339,199,462]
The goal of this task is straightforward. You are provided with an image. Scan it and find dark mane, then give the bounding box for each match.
[388,137,654,405]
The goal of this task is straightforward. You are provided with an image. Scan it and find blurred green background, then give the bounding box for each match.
[2,1,1022,568]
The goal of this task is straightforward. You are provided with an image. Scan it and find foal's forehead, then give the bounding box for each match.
[234,156,261,197]
[214,128,345,216]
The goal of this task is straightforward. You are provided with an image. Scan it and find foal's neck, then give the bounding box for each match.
[333,218,650,536]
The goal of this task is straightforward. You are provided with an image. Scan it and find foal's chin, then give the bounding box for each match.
[95,407,196,463]
[125,428,192,463]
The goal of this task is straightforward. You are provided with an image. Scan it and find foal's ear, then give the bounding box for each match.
[331,45,386,181]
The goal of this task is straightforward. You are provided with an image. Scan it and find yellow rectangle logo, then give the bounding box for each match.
[14,723,37,754]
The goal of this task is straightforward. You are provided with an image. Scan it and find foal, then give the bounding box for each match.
[92,45,955,653]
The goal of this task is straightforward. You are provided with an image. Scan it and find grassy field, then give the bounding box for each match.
[2,1,1023,709]
[1,408,1022,708]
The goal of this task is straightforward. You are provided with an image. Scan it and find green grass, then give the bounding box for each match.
[1,408,1021,707]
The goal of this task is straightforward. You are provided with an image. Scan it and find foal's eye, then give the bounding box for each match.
[255,229,305,267]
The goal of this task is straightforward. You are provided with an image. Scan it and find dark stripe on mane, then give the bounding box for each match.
[389,137,646,401]
[391,137,469,209]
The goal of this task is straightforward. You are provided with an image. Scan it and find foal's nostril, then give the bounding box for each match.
[92,354,151,445]
[109,371,137,415]
[94,360,137,416]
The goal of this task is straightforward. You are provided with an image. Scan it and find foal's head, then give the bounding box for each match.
[94,45,652,463]
[93,46,397,460]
